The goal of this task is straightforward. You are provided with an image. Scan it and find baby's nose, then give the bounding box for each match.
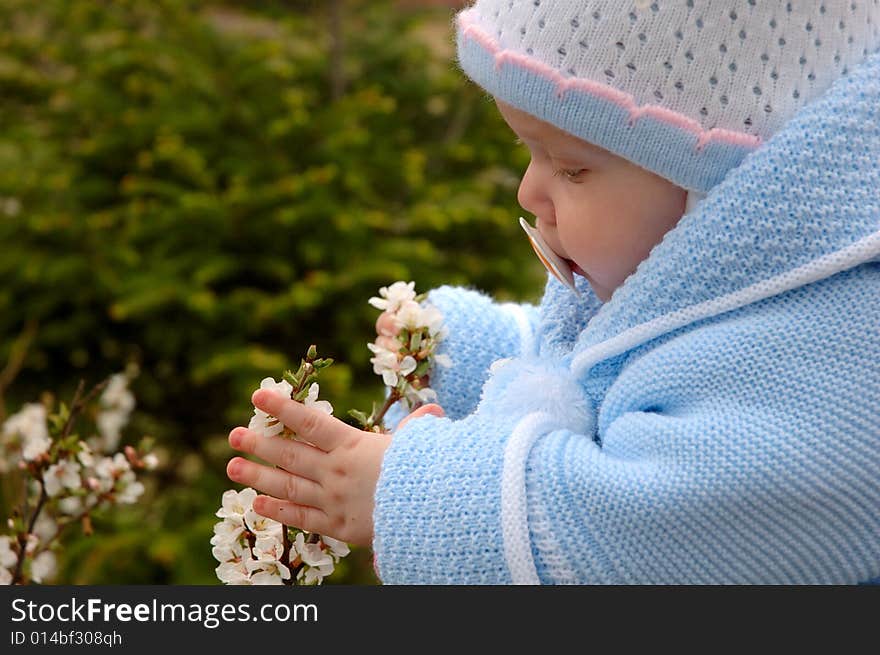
[517,162,552,216]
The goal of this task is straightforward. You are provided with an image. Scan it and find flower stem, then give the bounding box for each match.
[9,376,111,585]
[282,527,293,586]
[289,532,322,583]
[11,483,47,585]
[278,349,320,582]
[370,388,402,430]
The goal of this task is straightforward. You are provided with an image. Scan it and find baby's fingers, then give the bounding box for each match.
[253,495,335,537]
[228,427,324,481]
[375,311,397,336]
[227,457,324,509]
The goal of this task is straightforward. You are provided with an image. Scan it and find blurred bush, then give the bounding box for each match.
[0,0,543,584]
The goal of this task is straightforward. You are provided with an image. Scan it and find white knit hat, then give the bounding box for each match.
[456,0,880,193]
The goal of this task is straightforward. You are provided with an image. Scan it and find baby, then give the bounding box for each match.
[227,1,880,583]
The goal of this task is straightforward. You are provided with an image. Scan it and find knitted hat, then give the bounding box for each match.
[456,1,880,193]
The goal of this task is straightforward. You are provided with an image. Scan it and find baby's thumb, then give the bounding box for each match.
[418,403,445,417]
[395,403,445,432]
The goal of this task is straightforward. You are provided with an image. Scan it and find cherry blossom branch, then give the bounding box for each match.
[278,346,331,585]
[11,483,46,585]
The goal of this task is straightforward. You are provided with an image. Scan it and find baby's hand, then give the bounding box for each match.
[227,389,390,547]
[226,391,444,547]
[375,310,397,337]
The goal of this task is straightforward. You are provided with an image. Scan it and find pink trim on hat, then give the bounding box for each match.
[458,9,762,152]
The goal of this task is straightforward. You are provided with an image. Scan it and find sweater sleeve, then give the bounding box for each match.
[373,267,880,584]
[382,284,540,430]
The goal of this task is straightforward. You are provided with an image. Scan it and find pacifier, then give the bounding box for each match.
[519,216,578,293]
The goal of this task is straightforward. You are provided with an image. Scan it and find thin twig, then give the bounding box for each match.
[11,483,47,584]
[370,388,403,430]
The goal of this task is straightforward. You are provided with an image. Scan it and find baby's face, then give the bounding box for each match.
[496,100,687,301]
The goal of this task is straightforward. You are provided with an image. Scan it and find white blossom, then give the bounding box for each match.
[32,514,57,542]
[419,303,447,339]
[0,567,11,585]
[290,532,335,585]
[293,533,333,568]
[30,551,56,583]
[247,558,291,585]
[0,536,17,569]
[252,534,284,562]
[96,373,135,452]
[244,508,282,537]
[3,403,51,461]
[24,534,40,556]
[367,281,416,313]
[216,560,252,585]
[296,560,335,585]
[211,518,245,545]
[76,441,95,467]
[1,196,21,217]
[215,488,257,521]
[116,477,144,504]
[404,384,439,407]
[21,435,52,462]
[95,411,127,453]
[101,374,136,414]
[393,299,426,332]
[142,453,159,470]
[367,344,417,387]
[248,377,292,438]
[58,496,83,516]
[95,452,129,479]
[211,534,248,563]
[42,460,82,497]
[303,383,333,415]
[320,535,350,559]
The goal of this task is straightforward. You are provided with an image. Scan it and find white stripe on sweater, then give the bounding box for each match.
[501,411,559,584]
[570,228,880,380]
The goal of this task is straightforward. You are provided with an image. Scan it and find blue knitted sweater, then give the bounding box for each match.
[372,52,880,584]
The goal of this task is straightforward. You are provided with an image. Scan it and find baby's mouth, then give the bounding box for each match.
[566,259,587,277]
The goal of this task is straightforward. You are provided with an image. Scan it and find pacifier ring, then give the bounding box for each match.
[519,216,578,293]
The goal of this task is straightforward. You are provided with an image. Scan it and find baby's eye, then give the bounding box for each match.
[553,167,588,182]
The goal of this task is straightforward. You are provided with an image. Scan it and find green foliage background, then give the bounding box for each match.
[0,0,544,584]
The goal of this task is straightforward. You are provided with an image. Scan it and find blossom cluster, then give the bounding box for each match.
[367,281,451,413]
[215,367,343,585]
[211,488,349,585]
[215,281,448,585]
[0,371,157,585]
[93,373,137,453]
